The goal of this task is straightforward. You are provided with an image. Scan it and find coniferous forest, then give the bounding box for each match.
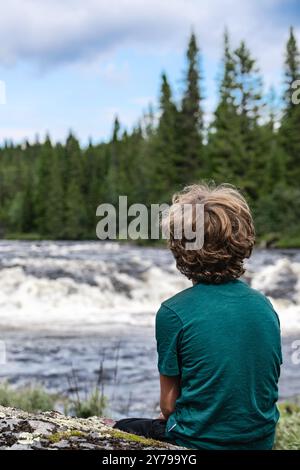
[0,28,299,246]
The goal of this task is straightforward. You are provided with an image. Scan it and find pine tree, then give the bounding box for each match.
[83,141,108,237]
[177,32,204,184]
[106,116,122,205]
[124,124,148,204]
[207,30,241,181]
[151,72,180,200]
[233,40,264,199]
[64,132,86,239]
[283,27,300,110]
[279,26,300,182]
[34,135,53,234]
[261,88,286,193]
[45,149,64,238]
[20,172,35,233]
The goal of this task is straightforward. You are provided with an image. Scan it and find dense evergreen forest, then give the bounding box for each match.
[0,28,299,246]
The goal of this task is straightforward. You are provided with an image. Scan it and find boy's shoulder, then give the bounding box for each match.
[161,279,276,311]
[159,279,280,329]
[161,283,199,312]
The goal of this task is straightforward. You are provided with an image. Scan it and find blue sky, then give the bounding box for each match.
[0,0,299,145]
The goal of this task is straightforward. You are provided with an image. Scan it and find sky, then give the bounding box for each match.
[0,0,299,145]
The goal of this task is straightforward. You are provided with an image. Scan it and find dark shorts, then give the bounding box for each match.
[113,418,275,450]
[113,418,176,444]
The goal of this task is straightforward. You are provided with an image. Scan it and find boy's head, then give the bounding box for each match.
[166,183,255,284]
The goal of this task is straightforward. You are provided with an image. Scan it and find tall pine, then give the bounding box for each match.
[207,30,241,181]
[151,72,180,200]
[34,135,52,235]
[177,32,204,184]
[64,132,86,239]
[279,27,300,182]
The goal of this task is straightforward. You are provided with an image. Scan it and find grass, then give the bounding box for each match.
[67,388,107,418]
[256,232,300,249]
[4,233,44,241]
[0,381,107,418]
[274,236,300,249]
[274,402,300,450]
[0,382,56,412]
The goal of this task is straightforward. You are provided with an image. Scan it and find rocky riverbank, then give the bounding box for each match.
[1,403,300,450]
[0,406,182,450]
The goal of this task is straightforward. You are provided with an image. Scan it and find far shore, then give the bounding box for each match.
[2,235,300,250]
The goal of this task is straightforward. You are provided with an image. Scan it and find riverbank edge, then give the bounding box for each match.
[0,404,300,450]
[0,405,183,450]
[2,234,300,249]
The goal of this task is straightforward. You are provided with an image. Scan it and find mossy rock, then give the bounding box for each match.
[0,405,183,450]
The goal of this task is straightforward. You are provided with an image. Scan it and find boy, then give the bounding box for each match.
[114,184,282,450]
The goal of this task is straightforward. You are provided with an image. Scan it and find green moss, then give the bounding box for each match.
[69,430,85,437]
[47,433,63,444]
[109,429,167,447]
[47,430,85,443]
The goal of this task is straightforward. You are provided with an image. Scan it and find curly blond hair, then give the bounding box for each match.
[166,183,255,284]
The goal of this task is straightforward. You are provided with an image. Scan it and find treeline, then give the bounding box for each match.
[0,28,300,245]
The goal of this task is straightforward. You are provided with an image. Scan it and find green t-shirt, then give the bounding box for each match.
[155,279,282,450]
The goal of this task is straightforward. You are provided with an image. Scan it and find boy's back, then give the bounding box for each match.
[114,183,282,450]
[156,279,282,450]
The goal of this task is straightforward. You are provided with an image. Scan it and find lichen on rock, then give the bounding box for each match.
[0,406,183,450]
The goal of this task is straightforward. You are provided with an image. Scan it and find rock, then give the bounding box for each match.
[8,443,33,450]
[79,443,98,450]
[17,432,40,445]
[0,405,183,450]
[50,439,72,449]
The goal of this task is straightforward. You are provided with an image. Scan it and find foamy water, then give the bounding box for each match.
[0,241,299,335]
[248,257,300,335]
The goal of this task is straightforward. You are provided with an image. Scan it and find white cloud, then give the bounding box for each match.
[0,0,299,142]
[0,0,185,66]
[0,0,298,75]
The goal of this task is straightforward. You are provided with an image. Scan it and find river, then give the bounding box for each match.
[0,241,299,418]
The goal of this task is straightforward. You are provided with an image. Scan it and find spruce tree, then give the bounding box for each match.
[83,142,108,237]
[279,26,300,182]
[64,132,86,239]
[178,32,204,184]
[261,88,286,194]
[151,72,180,200]
[106,116,122,205]
[233,40,264,198]
[45,149,64,238]
[34,135,52,235]
[207,30,241,181]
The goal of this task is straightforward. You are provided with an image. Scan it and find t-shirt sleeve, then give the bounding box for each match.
[155,304,183,376]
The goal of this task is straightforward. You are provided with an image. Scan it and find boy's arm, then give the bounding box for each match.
[159,374,181,420]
